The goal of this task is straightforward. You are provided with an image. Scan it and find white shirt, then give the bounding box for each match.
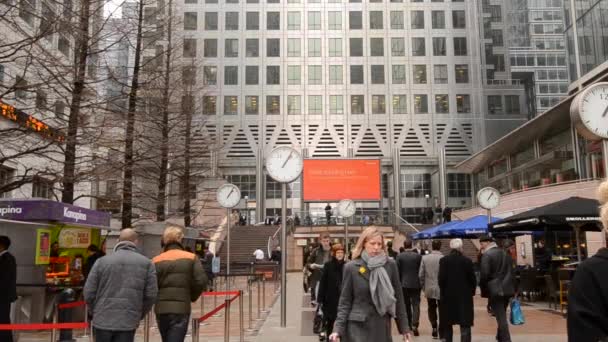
[253,249,264,260]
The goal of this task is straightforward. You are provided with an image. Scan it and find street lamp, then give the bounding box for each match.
[244,195,249,225]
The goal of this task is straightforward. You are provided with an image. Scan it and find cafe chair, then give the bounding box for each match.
[543,274,560,311]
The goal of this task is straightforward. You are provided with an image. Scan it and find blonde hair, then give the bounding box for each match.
[597,180,608,231]
[163,226,184,245]
[351,226,385,259]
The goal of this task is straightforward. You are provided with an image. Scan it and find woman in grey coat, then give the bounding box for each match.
[330,227,412,342]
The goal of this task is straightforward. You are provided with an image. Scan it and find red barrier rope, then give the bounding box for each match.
[0,322,88,331]
[58,301,87,310]
[202,291,240,297]
[197,292,241,323]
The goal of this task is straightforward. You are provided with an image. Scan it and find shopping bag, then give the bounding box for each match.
[510,297,525,325]
[313,306,324,334]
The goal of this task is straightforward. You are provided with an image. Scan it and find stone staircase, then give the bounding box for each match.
[217,225,280,270]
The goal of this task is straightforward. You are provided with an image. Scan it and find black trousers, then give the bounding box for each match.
[427,298,440,329]
[324,317,335,338]
[489,296,512,342]
[0,301,13,342]
[94,328,136,342]
[442,325,471,342]
[402,288,421,329]
[157,313,190,342]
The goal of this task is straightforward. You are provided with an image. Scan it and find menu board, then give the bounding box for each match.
[58,228,92,249]
[35,229,52,265]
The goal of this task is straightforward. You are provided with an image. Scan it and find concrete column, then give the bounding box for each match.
[256,148,265,223]
[392,148,401,224]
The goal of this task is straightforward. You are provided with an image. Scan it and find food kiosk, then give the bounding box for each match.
[0,199,113,324]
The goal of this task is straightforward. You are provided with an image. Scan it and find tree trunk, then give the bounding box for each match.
[121,0,145,229]
[61,0,91,204]
[183,104,192,227]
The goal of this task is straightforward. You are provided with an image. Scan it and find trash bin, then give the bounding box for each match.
[57,289,76,342]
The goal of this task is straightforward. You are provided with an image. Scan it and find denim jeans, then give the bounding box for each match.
[490,296,512,342]
[157,313,190,342]
[93,328,136,342]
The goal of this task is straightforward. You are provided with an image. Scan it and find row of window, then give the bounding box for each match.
[0,167,54,199]
[194,64,470,86]
[180,10,466,31]
[487,95,521,115]
[184,0,465,4]
[197,93,473,115]
[184,37,469,58]
[510,54,568,67]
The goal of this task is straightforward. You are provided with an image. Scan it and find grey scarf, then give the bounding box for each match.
[361,251,396,317]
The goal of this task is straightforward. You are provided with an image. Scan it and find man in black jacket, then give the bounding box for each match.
[396,240,422,336]
[479,235,514,342]
[0,235,17,342]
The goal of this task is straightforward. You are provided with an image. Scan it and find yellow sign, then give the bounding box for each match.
[58,228,92,249]
[35,229,52,265]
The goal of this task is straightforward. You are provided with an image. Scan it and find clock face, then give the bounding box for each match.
[477,187,500,210]
[573,82,608,140]
[338,199,356,218]
[265,146,303,183]
[217,184,241,208]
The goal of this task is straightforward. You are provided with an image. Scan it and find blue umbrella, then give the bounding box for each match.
[412,220,462,240]
[437,215,501,237]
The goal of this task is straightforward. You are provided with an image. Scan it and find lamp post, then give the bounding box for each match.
[244,195,249,225]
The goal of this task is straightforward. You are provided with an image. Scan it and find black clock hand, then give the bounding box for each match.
[602,105,608,118]
[282,152,293,168]
[228,188,234,198]
[487,193,493,201]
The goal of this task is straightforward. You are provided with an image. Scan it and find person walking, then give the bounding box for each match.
[0,236,17,342]
[396,240,422,336]
[329,226,411,342]
[568,181,608,342]
[84,244,105,279]
[153,226,208,342]
[253,247,265,262]
[325,204,332,225]
[419,240,443,339]
[387,241,398,259]
[317,244,346,339]
[438,239,477,342]
[479,235,514,342]
[84,229,158,342]
[307,233,332,304]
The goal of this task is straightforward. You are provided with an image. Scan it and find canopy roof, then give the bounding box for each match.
[437,215,500,237]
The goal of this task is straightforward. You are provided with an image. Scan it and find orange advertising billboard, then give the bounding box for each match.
[303,159,381,201]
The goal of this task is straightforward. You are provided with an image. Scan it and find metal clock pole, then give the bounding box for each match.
[227,207,231,276]
[280,183,287,327]
[345,218,349,258]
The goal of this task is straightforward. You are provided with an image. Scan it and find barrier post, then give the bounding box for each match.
[256,276,262,320]
[50,306,58,342]
[224,298,231,342]
[143,313,150,342]
[247,280,253,330]
[82,305,90,339]
[274,265,279,293]
[200,293,205,316]
[239,290,244,342]
[191,318,199,342]
[262,277,268,313]
[213,279,218,312]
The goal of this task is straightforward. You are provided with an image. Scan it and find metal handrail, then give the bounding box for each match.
[392,212,421,233]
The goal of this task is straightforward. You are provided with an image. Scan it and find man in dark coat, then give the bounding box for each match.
[0,236,17,342]
[84,244,105,279]
[479,235,514,342]
[568,247,608,342]
[439,239,477,342]
[396,239,422,336]
[317,244,346,339]
[307,233,332,304]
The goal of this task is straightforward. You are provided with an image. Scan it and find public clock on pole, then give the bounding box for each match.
[571,82,608,140]
[265,146,303,183]
[217,183,241,208]
[477,187,500,210]
[338,199,356,218]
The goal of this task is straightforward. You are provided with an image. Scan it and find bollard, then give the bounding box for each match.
[200,293,205,316]
[213,278,218,311]
[82,305,90,339]
[50,306,58,342]
[191,318,200,342]
[239,290,244,342]
[143,313,150,342]
[224,298,231,342]
[262,277,268,313]
[58,289,76,342]
[256,276,262,320]
[247,280,253,330]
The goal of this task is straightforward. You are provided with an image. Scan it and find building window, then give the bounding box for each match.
[224,66,238,85]
[306,65,321,85]
[412,38,425,56]
[453,37,467,56]
[370,11,383,29]
[227,175,256,200]
[309,38,321,57]
[54,101,66,119]
[349,11,362,29]
[371,65,385,84]
[432,10,445,29]
[452,10,466,29]
[246,66,259,85]
[267,39,280,57]
[246,12,259,30]
[411,10,424,29]
[246,39,259,57]
[288,11,301,30]
[183,38,197,58]
[400,173,431,198]
[267,96,280,114]
[456,94,471,113]
[287,66,301,85]
[20,0,36,26]
[391,38,405,57]
[351,95,364,114]
[267,12,280,30]
[0,167,14,198]
[288,38,301,57]
[390,11,404,29]
[351,65,364,84]
[487,95,503,114]
[32,177,53,199]
[505,95,520,114]
[329,65,343,85]
[350,38,363,57]
[329,38,342,57]
[266,66,280,85]
[491,29,503,46]
[203,66,217,85]
[448,173,471,197]
[205,12,218,30]
[308,95,322,114]
[414,94,428,114]
[266,175,301,200]
[435,94,449,114]
[392,65,406,84]
[224,96,238,115]
[288,95,302,114]
[329,95,344,114]
[225,39,238,57]
[329,11,342,30]
[400,208,426,224]
[225,12,239,30]
[455,64,469,83]
[35,90,47,110]
[308,11,321,30]
[432,38,446,56]
[372,95,386,114]
[413,65,427,84]
[203,39,217,57]
[393,95,407,114]
[203,96,217,115]
[370,38,384,57]
[246,96,259,114]
[434,64,448,84]
[184,12,197,30]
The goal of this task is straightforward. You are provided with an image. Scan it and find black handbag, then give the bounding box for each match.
[313,306,324,334]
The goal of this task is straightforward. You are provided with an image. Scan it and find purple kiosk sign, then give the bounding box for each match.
[0,199,111,227]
